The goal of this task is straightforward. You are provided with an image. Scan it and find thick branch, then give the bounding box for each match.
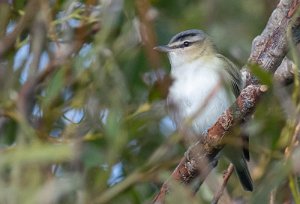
[153,0,300,203]
[243,0,297,86]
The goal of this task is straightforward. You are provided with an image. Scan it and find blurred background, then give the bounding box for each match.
[1,0,299,203]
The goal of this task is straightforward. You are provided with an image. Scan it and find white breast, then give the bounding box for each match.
[168,57,235,135]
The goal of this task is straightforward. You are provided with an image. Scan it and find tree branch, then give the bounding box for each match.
[153,0,300,203]
[211,164,234,204]
[274,57,297,85]
[0,0,39,57]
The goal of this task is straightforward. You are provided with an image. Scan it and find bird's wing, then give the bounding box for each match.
[216,54,250,161]
[216,54,242,97]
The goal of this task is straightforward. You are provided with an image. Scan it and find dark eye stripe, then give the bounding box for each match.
[170,41,194,49]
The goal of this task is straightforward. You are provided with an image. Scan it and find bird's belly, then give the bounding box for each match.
[168,70,235,135]
[191,91,232,134]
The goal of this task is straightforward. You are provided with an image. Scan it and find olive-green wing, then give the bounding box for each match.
[216,54,250,161]
[216,54,242,97]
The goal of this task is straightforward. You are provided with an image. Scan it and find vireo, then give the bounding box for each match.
[155,29,253,191]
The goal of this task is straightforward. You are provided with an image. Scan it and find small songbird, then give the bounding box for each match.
[155,29,253,191]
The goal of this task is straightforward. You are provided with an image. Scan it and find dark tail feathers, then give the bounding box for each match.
[234,158,253,191]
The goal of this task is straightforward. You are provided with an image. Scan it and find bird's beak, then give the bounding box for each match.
[153,45,172,52]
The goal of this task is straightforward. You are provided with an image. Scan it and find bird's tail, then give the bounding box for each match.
[232,157,253,191]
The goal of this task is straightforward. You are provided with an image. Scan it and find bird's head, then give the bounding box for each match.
[155,29,216,67]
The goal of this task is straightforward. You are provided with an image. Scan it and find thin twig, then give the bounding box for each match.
[211,164,234,204]
[270,188,276,204]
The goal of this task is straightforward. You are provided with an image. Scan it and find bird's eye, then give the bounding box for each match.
[183,41,190,47]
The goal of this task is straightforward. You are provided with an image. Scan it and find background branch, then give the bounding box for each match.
[17,22,101,123]
[0,0,39,57]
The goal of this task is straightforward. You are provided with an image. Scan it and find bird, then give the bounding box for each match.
[154,29,253,191]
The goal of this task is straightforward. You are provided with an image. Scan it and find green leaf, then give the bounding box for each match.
[248,63,273,86]
[43,69,65,107]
